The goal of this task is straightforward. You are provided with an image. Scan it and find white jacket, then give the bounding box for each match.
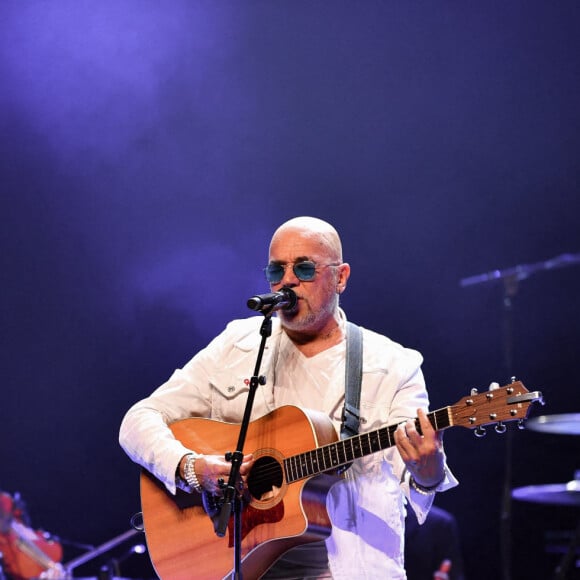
[119,313,458,578]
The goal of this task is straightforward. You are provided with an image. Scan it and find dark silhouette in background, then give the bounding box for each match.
[405,505,465,580]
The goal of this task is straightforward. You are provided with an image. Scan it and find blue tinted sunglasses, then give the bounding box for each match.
[264,261,339,284]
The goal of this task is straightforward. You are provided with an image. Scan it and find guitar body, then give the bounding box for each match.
[140,406,340,580]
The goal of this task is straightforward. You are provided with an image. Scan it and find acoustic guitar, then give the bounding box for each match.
[140,380,542,579]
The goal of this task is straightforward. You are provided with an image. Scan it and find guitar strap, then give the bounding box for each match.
[341,322,363,441]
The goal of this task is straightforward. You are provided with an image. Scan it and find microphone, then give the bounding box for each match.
[247,287,297,312]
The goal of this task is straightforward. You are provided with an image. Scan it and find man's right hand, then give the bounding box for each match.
[179,453,254,495]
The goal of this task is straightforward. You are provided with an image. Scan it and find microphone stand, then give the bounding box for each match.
[460,251,580,580]
[215,308,275,580]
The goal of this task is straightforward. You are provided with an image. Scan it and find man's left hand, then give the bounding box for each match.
[394,408,445,488]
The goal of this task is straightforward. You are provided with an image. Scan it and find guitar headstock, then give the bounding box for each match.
[449,381,544,435]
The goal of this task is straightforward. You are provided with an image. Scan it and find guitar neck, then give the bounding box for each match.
[284,407,451,483]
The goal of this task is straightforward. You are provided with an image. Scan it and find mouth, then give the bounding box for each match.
[281,294,300,314]
[280,287,299,311]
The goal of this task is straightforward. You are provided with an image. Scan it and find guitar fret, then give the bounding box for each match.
[306,453,313,476]
[328,443,339,467]
[294,455,300,481]
[379,427,391,449]
[300,454,306,479]
[326,444,334,468]
[294,455,302,480]
[321,446,329,471]
[294,455,301,480]
[309,449,320,475]
[316,447,325,472]
[290,455,298,481]
[362,433,372,455]
[335,443,343,465]
[429,409,451,431]
[387,426,396,448]
[337,441,346,465]
[369,431,380,452]
[307,452,314,476]
[345,437,355,463]
[364,432,373,453]
[352,435,362,458]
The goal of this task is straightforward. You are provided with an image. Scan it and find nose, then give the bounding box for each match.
[278,264,299,287]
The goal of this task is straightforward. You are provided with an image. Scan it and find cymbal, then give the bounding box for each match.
[526,413,580,435]
[512,479,580,506]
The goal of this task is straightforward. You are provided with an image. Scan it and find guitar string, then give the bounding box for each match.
[235,390,529,492]
[241,408,452,488]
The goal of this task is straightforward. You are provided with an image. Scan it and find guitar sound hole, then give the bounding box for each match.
[247,455,283,501]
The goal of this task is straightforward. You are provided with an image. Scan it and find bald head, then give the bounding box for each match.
[269,217,343,262]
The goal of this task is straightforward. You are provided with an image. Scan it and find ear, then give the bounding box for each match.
[336,263,351,293]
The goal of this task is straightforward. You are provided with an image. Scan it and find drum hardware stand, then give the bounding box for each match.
[63,527,142,578]
[552,518,580,580]
[460,252,580,580]
[461,268,522,580]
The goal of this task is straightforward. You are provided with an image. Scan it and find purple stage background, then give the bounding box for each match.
[1,2,579,578]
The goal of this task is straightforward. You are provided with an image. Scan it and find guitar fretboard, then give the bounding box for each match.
[283,407,451,483]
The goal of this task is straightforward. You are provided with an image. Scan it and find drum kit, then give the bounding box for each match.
[461,252,580,578]
[511,412,580,578]
[512,413,580,507]
[462,253,580,510]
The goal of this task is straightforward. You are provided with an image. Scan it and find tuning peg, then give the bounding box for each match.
[494,422,507,434]
[474,426,487,438]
